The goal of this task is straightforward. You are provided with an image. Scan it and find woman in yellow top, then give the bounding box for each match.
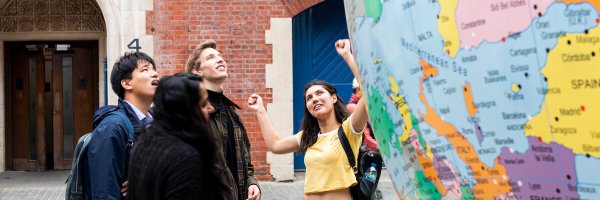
[247,39,368,200]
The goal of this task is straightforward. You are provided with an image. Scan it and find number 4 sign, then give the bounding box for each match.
[127,39,141,52]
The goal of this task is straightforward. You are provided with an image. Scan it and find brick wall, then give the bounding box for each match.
[281,0,323,16]
[148,0,323,181]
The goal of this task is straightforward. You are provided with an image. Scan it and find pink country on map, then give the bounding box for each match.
[455,0,553,48]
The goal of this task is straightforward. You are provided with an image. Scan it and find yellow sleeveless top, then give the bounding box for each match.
[295,114,363,194]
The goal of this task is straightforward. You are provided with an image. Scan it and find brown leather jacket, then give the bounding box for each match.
[206,92,259,200]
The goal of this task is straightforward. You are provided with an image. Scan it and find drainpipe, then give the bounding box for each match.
[103,58,107,105]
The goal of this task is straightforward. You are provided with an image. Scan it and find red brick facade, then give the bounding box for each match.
[147,0,323,180]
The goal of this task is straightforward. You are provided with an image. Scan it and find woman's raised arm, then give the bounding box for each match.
[335,39,368,132]
[247,93,300,154]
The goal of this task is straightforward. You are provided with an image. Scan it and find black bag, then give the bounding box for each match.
[338,127,383,200]
[65,106,134,200]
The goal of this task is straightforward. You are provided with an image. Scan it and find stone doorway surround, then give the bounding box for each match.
[0,0,153,172]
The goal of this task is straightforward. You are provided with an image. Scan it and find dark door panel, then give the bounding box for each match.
[8,44,47,171]
[6,41,98,171]
[53,46,96,169]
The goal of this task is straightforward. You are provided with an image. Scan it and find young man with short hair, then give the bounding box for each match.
[84,52,159,199]
[186,39,261,200]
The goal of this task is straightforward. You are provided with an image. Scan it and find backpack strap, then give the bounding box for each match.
[106,110,135,149]
[338,125,358,174]
[77,133,94,161]
[65,108,136,200]
[105,110,135,180]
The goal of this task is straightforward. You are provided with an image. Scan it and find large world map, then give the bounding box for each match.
[343,0,600,199]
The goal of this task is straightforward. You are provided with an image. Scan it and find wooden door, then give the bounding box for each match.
[52,43,97,169]
[7,41,98,170]
[8,43,47,171]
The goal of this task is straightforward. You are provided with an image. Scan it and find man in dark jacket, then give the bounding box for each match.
[83,52,159,199]
[186,39,261,200]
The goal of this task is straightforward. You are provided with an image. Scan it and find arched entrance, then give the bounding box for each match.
[0,0,106,171]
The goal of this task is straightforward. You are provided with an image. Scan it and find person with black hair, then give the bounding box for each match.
[247,39,368,199]
[126,73,217,200]
[83,51,159,199]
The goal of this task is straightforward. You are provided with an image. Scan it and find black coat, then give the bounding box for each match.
[127,133,215,200]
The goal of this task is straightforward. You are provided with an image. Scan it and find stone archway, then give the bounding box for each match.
[0,0,106,32]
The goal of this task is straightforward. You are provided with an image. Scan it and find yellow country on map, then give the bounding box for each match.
[525,26,600,157]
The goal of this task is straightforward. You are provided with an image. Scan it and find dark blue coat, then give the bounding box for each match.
[83,99,144,200]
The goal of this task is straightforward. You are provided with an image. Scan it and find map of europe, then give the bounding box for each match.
[343,0,600,199]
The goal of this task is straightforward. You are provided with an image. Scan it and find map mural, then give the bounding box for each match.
[343,0,600,199]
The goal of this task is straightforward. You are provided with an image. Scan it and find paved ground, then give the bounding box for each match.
[0,171,66,200]
[0,170,398,200]
[260,170,397,200]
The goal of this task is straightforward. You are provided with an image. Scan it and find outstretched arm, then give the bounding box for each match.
[248,94,300,154]
[336,39,368,132]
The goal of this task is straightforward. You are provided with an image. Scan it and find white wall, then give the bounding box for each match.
[98,0,154,105]
[265,18,295,181]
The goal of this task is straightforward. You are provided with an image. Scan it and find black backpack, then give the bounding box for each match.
[65,106,134,200]
[338,126,383,200]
